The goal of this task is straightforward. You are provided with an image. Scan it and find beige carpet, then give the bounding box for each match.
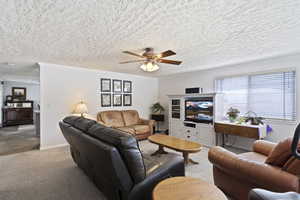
[0,140,215,200]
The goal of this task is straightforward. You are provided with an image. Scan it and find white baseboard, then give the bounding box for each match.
[40,143,69,150]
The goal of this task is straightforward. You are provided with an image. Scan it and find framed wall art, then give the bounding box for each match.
[113,79,122,93]
[123,94,132,106]
[101,78,111,92]
[12,87,26,100]
[101,94,111,107]
[123,80,132,93]
[113,94,122,106]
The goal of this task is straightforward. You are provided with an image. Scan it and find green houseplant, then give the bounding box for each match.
[226,107,240,122]
[151,102,165,114]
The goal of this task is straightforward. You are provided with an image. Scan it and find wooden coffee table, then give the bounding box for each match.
[153,177,227,200]
[148,134,202,165]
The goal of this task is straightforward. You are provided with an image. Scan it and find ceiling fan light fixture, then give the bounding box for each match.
[140,62,159,72]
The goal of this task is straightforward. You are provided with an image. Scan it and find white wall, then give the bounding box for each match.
[159,53,300,150]
[0,82,3,126]
[39,63,158,149]
[2,81,40,110]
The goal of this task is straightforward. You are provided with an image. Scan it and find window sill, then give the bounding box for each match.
[265,119,298,125]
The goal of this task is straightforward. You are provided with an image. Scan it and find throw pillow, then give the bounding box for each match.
[265,137,293,167]
[283,156,300,176]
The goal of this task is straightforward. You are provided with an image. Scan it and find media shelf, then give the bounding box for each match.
[171,99,181,119]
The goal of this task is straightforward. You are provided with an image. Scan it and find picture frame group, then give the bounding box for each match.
[100,78,132,107]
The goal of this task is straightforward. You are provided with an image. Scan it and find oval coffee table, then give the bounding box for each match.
[148,134,202,165]
[153,177,227,200]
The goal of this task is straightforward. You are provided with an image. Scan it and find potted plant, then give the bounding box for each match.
[151,102,165,114]
[244,111,264,125]
[226,107,240,122]
[150,103,165,132]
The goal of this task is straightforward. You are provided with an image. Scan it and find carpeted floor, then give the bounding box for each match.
[0,140,216,200]
[0,125,40,156]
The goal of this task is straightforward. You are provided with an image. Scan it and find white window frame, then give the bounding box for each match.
[214,69,297,123]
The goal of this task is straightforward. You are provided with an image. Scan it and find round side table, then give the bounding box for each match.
[153,177,227,200]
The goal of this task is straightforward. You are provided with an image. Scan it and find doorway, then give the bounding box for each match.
[0,63,40,155]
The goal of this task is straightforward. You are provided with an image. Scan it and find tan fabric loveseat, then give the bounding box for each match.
[97,110,155,140]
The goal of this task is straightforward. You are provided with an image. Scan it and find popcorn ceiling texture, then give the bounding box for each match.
[0,0,300,76]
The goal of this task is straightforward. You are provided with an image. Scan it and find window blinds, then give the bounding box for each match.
[216,71,296,120]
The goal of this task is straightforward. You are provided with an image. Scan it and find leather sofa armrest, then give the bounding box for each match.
[253,140,276,156]
[128,156,184,200]
[208,147,299,192]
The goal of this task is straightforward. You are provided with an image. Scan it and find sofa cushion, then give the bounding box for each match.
[99,110,125,128]
[117,127,136,135]
[130,125,150,135]
[265,137,293,167]
[63,116,97,132]
[87,123,146,184]
[238,152,267,163]
[122,110,140,126]
[283,156,300,176]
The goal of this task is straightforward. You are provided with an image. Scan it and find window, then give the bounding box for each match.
[215,71,296,120]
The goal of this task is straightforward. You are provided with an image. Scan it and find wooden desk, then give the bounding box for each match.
[214,121,267,146]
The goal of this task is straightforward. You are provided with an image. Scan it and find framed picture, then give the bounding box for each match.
[123,80,132,93]
[101,94,111,107]
[113,94,122,106]
[101,78,111,92]
[12,87,26,100]
[113,79,122,93]
[123,94,132,106]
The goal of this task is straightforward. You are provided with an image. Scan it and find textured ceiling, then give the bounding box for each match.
[0,62,39,83]
[0,0,300,77]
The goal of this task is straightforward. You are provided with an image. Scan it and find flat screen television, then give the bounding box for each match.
[185,97,214,124]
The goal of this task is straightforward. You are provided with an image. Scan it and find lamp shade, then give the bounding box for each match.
[74,101,88,116]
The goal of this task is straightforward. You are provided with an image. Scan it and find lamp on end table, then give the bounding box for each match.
[74,101,88,117]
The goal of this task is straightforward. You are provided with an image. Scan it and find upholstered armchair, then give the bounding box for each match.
[208,140,300,200]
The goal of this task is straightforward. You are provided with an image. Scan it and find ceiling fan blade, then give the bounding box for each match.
[158,50,176,58]
[122,51,145,58]
[119,60,146,64]
[158,59,182,65]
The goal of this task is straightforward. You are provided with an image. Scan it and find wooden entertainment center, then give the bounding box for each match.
[168,93,224,147]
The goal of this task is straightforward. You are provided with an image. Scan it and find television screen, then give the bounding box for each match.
[185,99,213,123]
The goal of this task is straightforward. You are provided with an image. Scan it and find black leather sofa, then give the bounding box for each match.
[59,116,185,200]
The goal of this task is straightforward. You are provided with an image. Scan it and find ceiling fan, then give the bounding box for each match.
[120,48,182,72]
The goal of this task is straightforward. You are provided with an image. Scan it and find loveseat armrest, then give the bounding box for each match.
[139,118,155,126]
[208,147,299,192]
[128,156,184,200]
[253,140,276,156]
[139,119,155,134]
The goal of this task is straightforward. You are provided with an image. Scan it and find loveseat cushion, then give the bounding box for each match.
[122,110,140,126]
[130,125,150,135]
[99,110,125,128]
[87,122,146,184]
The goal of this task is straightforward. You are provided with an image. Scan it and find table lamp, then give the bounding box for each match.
[74,101,88,117]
